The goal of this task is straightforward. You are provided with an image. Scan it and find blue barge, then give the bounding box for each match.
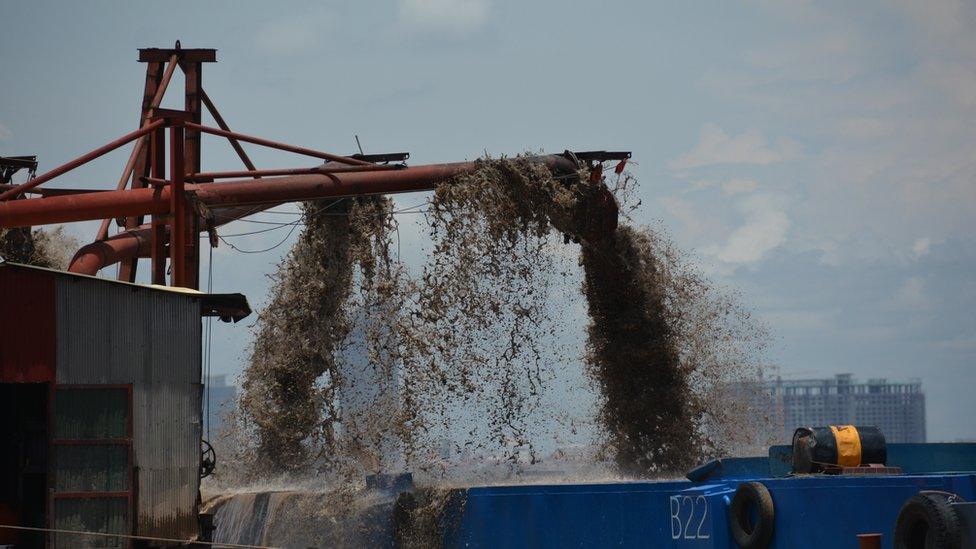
[436,443,976,548]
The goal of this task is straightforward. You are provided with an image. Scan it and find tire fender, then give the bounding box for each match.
[894,492,963,549]
[729,481,775,548]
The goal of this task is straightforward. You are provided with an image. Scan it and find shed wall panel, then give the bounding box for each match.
[56,276,202,541]
[0,266,55,382]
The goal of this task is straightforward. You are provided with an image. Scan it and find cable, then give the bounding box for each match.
[205,243,214,441]
[214,198,344,251]
[219,220,302,237]
[215,197,429,254]
[218,223,300,254]
[0,524,279,549]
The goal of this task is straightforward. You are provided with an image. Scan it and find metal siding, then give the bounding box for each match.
[53,498,128,548]
[0,266,56,382]
[53,446,129,492]
[56,276,202,541]
[54,387,129,439]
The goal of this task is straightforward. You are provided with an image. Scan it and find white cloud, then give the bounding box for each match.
[398,0,490,34]
[722,178,759,195]
[890,276,932,311]
[762,308,835,332]
[0,122,11,141]
[255,12,329,55]
[670,124,800,170]
[912,237,931,257]
[661,196,702,235]
[709,194,790,264]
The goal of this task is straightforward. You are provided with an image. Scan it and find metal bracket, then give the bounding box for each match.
[571,151,632,162]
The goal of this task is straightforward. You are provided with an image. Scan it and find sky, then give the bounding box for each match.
[1,0,974,442]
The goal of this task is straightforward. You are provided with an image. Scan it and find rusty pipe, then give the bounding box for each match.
[68,226,153,275]
[0,155,580,228]
[0,119,166,201]
[52,155,581,274]
[185,122,372,166]
[186,164,402,182]
[200,88,259,174]
[95,54,180,241]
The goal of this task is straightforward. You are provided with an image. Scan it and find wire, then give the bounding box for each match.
[230,218,301,226]
[0,524,279,549]
[218,223,299,254]
[245,209,305,216]
[215,197,429,254]
[205,243,214,441]
[219,219,302,237]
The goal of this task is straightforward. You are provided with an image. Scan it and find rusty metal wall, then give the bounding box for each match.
[55,275,202,541]
[0,264,56,382]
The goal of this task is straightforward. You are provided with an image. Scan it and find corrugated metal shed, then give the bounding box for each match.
[0,264,55,382]
[0,260,250,545]
[55,274,203,540]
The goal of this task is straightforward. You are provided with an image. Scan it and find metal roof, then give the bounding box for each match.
[0,258,251,322]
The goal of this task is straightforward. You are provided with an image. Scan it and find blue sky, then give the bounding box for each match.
[1,0,973,441]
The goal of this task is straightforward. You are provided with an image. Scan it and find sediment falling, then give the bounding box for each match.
[1,226,78,269]
[235,156,770,481]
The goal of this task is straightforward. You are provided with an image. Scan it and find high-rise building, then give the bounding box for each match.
[755,374,926,443]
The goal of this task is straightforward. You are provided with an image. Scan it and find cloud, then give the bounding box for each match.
[833,117,892,140]
[762,308,835,332]
[670,124,800,170]
[915,61,976,109]
[255,12,329,55]
[0,122,11,141]
[912,237,931,257]
[660,196,702,235]
[398,0,490,34]
[890,276,932,311]
[722,178,759,195]
[710,194,790,264]
[890,0,971,39]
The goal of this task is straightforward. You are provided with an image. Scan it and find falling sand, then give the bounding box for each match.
[233,156,771,483]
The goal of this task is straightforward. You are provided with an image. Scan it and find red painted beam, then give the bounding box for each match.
[0,119,165,201]
[58,154,580,275]
[185,164,400,182]
[185,122,373,166]
[0,155,579,227]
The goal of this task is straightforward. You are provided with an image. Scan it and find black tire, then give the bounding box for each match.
[730,481,775,548]
[894,493,962,549]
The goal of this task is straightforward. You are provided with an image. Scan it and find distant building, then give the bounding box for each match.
[204,374,237,438]
[760,374,926,443]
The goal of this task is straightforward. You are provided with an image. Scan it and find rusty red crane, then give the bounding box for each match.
[0,43,628,289]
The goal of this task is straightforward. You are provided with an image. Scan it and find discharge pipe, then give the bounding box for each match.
[1,155,580,228]
[46,154,585,274]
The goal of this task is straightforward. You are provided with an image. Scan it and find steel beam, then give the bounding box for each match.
[183,61,203,289]
[150,126,167,285]
[138,48,216,63]
[0,119,165,201]
[184,122,372,166]
[96,55,178,243]
[169,124,186,287]
[0,155,579,228]
[186,164,401,182]
[200,89,258,174]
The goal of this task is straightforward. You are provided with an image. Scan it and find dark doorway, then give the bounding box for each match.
[0,383,48,548]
